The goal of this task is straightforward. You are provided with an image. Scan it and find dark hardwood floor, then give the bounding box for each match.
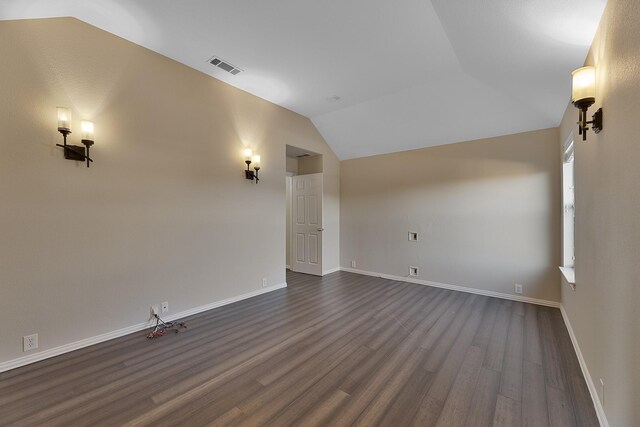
[0,271,598,426]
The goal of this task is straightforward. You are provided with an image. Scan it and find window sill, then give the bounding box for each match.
[559,266,576,288]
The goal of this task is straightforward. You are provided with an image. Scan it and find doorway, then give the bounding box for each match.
[285,145,324,276]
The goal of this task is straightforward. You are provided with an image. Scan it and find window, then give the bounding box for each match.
[561,135,576,284]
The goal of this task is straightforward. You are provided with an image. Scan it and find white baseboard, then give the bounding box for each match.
[340,267,561,308]
[285,265,291,270]
[0,283,287,374]
[322,267,341,275]
[560,305,609,427]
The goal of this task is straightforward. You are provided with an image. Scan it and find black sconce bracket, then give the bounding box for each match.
[575,100,603,141]
[56,130,94,167]
[591,108,603,133]
[245,160,260,183]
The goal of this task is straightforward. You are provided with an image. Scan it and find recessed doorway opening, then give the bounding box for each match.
[286,145,323,276]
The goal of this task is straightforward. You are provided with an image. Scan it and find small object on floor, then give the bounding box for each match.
[146,314,187,339]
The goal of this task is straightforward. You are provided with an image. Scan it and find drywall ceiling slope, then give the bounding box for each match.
[0,0,605,159]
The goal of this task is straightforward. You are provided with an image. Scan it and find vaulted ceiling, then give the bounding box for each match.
[0,0,606,159]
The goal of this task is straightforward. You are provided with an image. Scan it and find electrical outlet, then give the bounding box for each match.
[351,260,356,268]
[409,266,419,277]
[515,284,523,294]
[408,232,418,241]
[150,305,159,317]
[262,278,268,288]
[23,334,38,352]
[161,301,169,313]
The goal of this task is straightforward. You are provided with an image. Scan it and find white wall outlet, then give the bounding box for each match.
[23,334,38,352]
[409,266,419,277]
[161,301,169,313]
[150,305,159,317]
[262,278,268,288]
[408,232,418,241]
[515,284,523,294]
[351,260,356,268]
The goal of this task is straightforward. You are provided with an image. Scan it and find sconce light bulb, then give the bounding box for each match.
[252,154,261,170]
[57,107,71,132]
[572,66,596,107]
[80,120,95,144]
[243,148,253,162]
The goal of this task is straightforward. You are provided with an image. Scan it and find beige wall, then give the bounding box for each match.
[0,18,339,365]
[559,1,640,425]
[298,155,323,175]
[341,128,561,302]
[285,157,298,174]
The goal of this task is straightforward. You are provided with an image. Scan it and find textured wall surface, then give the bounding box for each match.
[0,18,340,364]
[559,0,640,425]
[341,128,561,302]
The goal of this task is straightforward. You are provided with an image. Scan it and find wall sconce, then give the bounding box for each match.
[56,107,95,167]
[243,148,261,183]
[571,66,603,141]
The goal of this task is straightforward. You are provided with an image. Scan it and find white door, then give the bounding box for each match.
[292,173,323,276]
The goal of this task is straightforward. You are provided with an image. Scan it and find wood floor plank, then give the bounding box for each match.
[546,385,578,427]
[483,300,513,372]
[331,294,471,426]
[413,296,489,426]
[292,388,351,427]
[500,308,524,401]
[377,366,434,426]
[0,271,598,427]
[227,286,423,426]
[493,395,522,427]
[331,330,434,425]
[337,323,409,395]
[538,309,568,391]
[464,367,500,427]
[422,294,480,371]
[524,304,542,365]
[418,292,469,351]
[233,326,384,425]
[434,345,483,427]
[154,276,388,403]
[351,347,428,426]
[522,360,550,427]
[204,407,245,427]
[151,379,262,427]
[262,347,371,426]
[128,284,396,426]
[472,297,501,350]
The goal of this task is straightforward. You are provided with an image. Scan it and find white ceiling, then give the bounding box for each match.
[0,0,606,159]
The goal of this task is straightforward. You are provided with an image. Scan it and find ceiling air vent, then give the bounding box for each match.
[208,56,243,75]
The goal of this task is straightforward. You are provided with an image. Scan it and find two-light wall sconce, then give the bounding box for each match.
[56,107,95,167]
[571,66,603,141]
[243,148,261,183]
